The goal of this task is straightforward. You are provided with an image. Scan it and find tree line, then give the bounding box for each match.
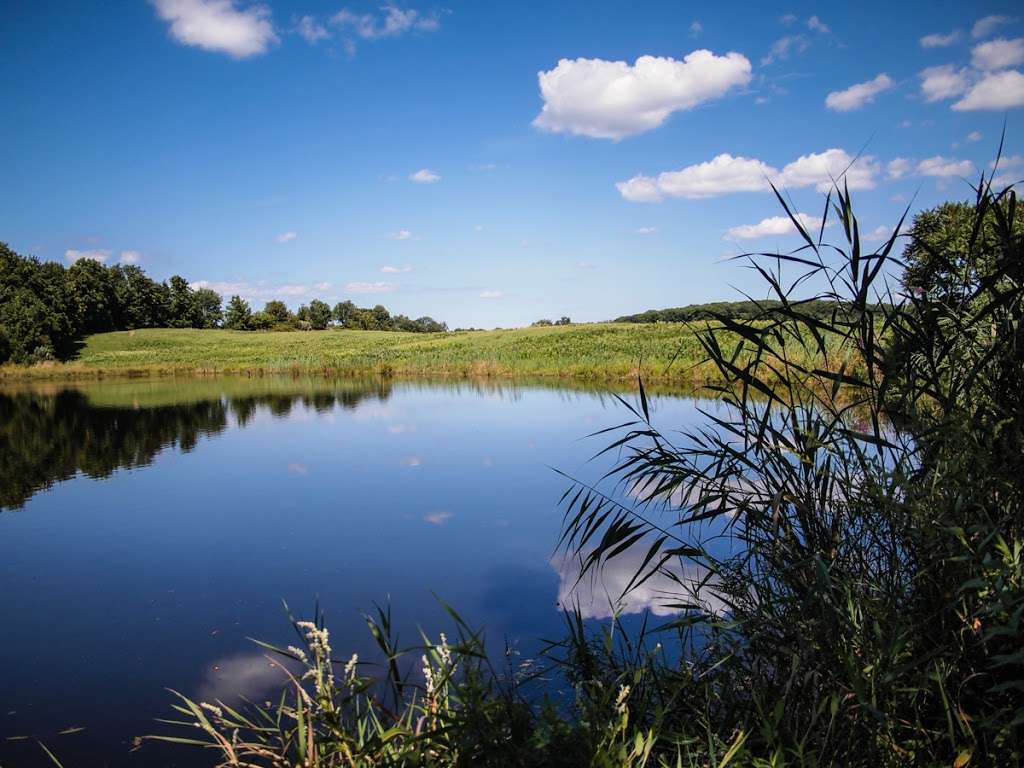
[0,243,447,364]
[613,298,880,324]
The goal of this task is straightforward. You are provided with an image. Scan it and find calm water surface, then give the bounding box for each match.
[0,377,709,766]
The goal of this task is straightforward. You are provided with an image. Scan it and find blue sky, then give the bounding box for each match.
[2,1,1022,327]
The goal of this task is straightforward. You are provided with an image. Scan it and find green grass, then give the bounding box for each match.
[0,324,734,385]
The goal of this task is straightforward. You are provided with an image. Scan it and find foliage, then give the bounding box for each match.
[224,295,253,330]
[556,171,1024,765]
[615,299,878,324]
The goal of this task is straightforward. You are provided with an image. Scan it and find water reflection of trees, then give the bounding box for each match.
[0,382,392,510]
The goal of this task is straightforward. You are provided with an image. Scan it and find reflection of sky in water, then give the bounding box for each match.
[0,380,710,766]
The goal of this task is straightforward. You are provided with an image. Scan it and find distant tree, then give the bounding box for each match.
[371,304,392,330]
[263,300,292,325]
[556,316,572,326]
[223,295,252,330]
[306,299,332,330]
[111,264,168,328]
[193,288,223,328]
[167,276,198,328]
[249,311,274,330]
[67,258,116,334]
[414,316,447,333]
[532,319,553,327]
[332,301,356,326]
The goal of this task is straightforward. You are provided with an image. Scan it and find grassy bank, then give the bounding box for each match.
[0,323,738,384]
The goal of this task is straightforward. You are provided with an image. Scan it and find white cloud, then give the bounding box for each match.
[972,15,1016,40]
[532,50,752,140]
[64,249,110,263]
[779,14,797,26]
[409,168,440,183]
[919,64,971,101]
[777,148,879,192]
[952,69,1024,110]
[190,280,333,300]
[635,226,657,235]
[345,281,397,294]
[576,261,596,269]
[761,35,808,66]
[151,0,278,59]
[689,20,703,35]
[617,148,878,202]
[424,511,453,525]
[864,224,905,243]
[916,156,976,177]
[380,265,412,273]
[387,229,412,240]
[275,231,297,243]
[295,15,329,43]
[479,290,504,299]
[807,15,830,34]
[971,37,1024,70]
[920,30,961,48]
[992,155,1024,169]
[825,73,893,111]
[887,158,912,179]
[967,130,983,142]
[618,153,774,201]
[331,6,440,40]
[725,213,826,240]
[119,250,141,265]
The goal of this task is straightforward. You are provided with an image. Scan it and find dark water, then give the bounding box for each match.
[0,377,709,766]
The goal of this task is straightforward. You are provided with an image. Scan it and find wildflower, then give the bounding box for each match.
[288,645,308,663]
[344,653,358,683]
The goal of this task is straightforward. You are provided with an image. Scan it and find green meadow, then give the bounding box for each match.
[1,323,736,384]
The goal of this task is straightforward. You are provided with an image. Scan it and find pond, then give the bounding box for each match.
[0,376,711,766]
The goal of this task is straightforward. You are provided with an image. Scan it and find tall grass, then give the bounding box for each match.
[150,165,1021,766]
[557,164,1023,764]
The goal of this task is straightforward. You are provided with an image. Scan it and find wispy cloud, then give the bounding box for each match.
[380,265,412,273]
[920,30,961,48]
[387,229,413,240]
[479,290,504,299]
[119,250,141,265]
[825,73,893,112]
[190,280,333,301]
[294,15,329,44]
[345,281,397,294]
[972,15,1016,40]
[275,231,297,243]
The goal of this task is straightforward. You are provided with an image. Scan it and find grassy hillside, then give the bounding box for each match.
[0,324,731,384]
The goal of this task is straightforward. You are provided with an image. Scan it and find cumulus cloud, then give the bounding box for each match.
[725,213,826,240]
[345,281,397,294]
[617,148,878,202]
[920,30,961,48]
[409,168,440,183]
[532,50,752,140]
[479,290,504,299]
[151,0,279,58]
[864,224,906,243]
[825,73,893,111]
[972,15,1016,40]
[380,265,412,273]
[919,65,971,101]
[65,249,110,263]
[295,15,329,43]
[887,158,912,179]
[971,37,1024,70]
[275,231,297,243]
[119,250,141,265]
[916,156,976,177]
[387,229,412,240]
[952,69,1024,110]
[331,6,440,40]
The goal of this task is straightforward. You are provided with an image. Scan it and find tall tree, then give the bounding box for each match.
[223,295,252,330]
[193,288,223,329]
[306,299,332,330]
[167,275,198,328]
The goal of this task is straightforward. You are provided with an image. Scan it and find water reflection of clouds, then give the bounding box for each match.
[196,652,294,704]
[551,549,724,620]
